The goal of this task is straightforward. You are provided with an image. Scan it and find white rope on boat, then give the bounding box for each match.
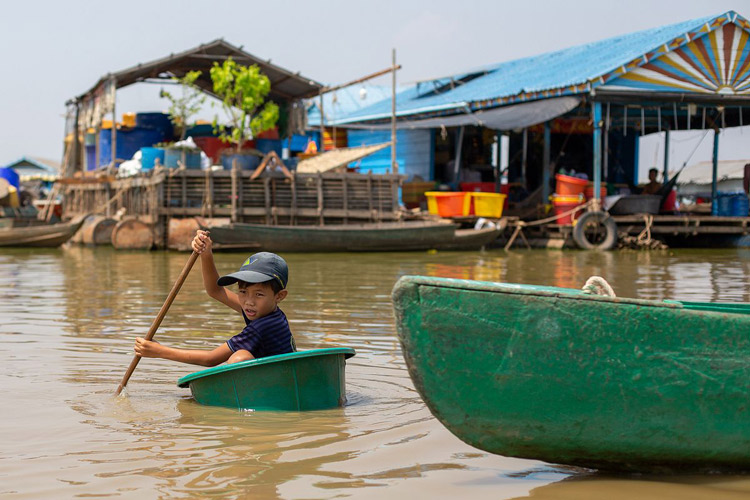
[582,276,616,297]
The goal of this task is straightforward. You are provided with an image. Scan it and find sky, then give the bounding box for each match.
[1,0,749,178]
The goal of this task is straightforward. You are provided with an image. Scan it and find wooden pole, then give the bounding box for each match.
[391,48,398,174]
[111,78,117,174]
[231,159,239,222]
[323,64,402,93]
[115,250,200,395]
[663,128,670,187]
[319,91,325,152]
[542,121,551,202]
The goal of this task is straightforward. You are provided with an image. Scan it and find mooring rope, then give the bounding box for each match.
[581,276,616,297]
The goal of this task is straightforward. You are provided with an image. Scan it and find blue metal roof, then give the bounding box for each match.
[337,11,739,124]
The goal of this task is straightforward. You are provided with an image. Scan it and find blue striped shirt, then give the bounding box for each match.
[227,307,296,358]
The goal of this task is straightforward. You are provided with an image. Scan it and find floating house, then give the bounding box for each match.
[58,40,404,249]
[329,11,750,212]
[3,157,59,182]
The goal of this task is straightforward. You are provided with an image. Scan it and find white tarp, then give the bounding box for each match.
[677,159,750,184]
[337,96,581,131]
[676,159,750,196]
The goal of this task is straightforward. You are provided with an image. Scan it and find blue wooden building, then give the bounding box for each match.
[323,10,750,207]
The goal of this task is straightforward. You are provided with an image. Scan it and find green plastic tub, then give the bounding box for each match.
[177,348,356,411]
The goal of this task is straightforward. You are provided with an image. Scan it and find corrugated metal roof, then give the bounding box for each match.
[338,11,735,124]
[74,39,323,105]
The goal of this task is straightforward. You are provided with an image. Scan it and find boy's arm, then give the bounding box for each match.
[192,230,242,314]
[134,337,233,367]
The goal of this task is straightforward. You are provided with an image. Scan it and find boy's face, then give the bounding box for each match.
[237,282,287,320]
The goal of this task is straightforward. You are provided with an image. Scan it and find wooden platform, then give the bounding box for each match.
[612,215,750,236]
[60,168,404,248]
[515,214,750,249]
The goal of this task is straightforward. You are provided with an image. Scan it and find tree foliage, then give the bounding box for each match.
[159,70,206,140]
[210,58,279,153]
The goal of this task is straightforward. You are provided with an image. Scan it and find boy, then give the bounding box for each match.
[133,230,296,366]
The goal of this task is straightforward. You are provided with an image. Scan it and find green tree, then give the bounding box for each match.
[160,70,206,140]
[210,58,279,153]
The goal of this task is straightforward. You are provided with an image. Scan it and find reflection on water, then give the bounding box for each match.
[2,246,750,498]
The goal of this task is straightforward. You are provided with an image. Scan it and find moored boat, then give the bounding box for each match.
[201,220,501,252]
[392,275,750,473]
[177,348,356,411]
[0,215,87,247]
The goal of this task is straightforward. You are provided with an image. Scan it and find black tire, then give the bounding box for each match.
[573,211,617,250]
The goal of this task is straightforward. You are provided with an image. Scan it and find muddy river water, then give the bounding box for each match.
[2,246,750,499]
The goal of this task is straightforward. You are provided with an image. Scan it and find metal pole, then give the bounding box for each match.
[603,103,610,180]
[319,91,325,152]
[494,131,502,193]
[391,48,398,174]
[453,126,465,183]
[663,129,670,185]
[542,121,551,202]
[711,128,720,215]
[593,101,602,205]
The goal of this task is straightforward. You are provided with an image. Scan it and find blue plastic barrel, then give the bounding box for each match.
[164,149,201,169]
[731,194,750,217]
[141,147,165,170]
[0,167,19,189]
[255,139,283,156]
[184,123,214,137]
[85,145,97,171]
[221,153,261,170]
[135,112,174,139]
[99,127,166,168]
[716,193,732,216]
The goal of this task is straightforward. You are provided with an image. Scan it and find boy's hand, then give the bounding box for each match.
[134,337,162,358]
[192,230,212,254]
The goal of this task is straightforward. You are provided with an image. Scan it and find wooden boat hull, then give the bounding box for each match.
[177,348,355,411]
[392,276,750,473]
[0,215,86,247]
[204,221,499,252]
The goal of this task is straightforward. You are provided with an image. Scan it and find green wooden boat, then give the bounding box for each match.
[177,348,355,411]
[392,275,750,473]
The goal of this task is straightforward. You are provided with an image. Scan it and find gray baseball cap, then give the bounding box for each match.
[217,252,288,289]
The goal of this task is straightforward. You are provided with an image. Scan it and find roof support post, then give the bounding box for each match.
[319,91,325,153]
[391,48,398,174]
[454,126,465,183]
[542,121,551,202]
[603,103,610,180]
[663,128,670,187]
[593,101,602,205]
[711,128,720,215]
[494,131,503,193]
